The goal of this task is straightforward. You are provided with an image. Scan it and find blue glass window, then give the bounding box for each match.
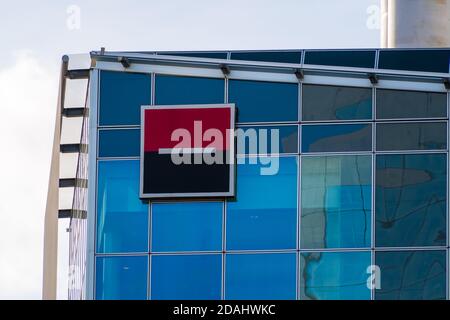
[302,124,372,153]
[230,51,302,64]
[225,253,296,300]
[226,156,298,250]
[302,85,372,121]
[236,125,298,154]
[151,254,222,300]
[98,129,140,158]
[378,49,450,73]
[301,155,371,249]
[228,80,298,123]
[300,251,371,300]
[375,250,446,300]
[304,50,376,69]
[97,160,148,253]
[376,122,447,151]
[157,51,228,59]
[155,75,224,105]
[95,256,148,300]
[99,71,151,126]
[376,154,447,247]
[151,202,222,252]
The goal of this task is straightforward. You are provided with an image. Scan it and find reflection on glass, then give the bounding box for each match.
[151,254,222,300]
[375,250,446,300]
[99,71,151,126]
[302,84,372,121]
[155,74,224,105]
[300,251,371,300]
[302,124,372,153]
[97,160,148,253]
[376,122,447,151]
[226,157,298,250]
[301,155,371,248]
[376,89,447,119]
[151,202,222,252]
[228,79,298,122]
[95,256,148,300]
[98,129,140,158]
[225,253,296,300]
[376,154,446,247]
[236,125,298,154]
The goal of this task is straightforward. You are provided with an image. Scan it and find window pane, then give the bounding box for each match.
[229,80,298,122]
[302,124,372,153]
[305,50,376,69]
[378,49,450,73]
[375,250,446,300]
[95,256,147,300]
[226,157,298,250]
[157,51,228,59]
[376,89,447,119]
[376,154,447,247]
[155,75,224,105]
[236,125,298,154]
[230,51,302,64]
[376,122,446,151]
[151,254,222,300]
[97,160,148,253]
[98,129,140,158]
[300,251,371,300]
[225,253,296,300]
[151,202,222,252]
[99,71,151,126]
[302,84,372,121]
[301,155,371,249]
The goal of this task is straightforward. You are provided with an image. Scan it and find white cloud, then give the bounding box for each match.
[0,51,59,299]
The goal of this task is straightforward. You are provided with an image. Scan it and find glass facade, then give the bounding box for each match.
[88,50,449,300]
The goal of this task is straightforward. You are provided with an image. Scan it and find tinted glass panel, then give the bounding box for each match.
[229,80,298,122]
[98,129,140,158]
[155,75,224,105]
[151,254,222,300]
[376,89,447,119]
[151,202,222,252]
[157,51,228,59]
[301,155,371,249]
[230,51,302,64]
[300,251,371,300]
[99,71,151,126]
[305,50,376,68]
[236,125,298,154]
[378,50,450,73]
[376,122,446,151]
[302,124,372,153]
[225,253,296,300]
[97,160,148,253]
[95,256,147,300]
[302,84,372,121]
[376,154,446,247]
[375,250,446,300]
[226,157,297,250]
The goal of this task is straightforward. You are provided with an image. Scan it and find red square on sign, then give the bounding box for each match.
[140,104,235,198]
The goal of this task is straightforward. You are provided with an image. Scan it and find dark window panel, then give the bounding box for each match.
[300,251,371,300]
[302,84,372,121]
[375,154,447,247]
[302,124,372,153]
[376,122,447,151]
[236,125,298,154]
[228,80,298,123]
[378,50,450,73]
[305,50,376,69]
[230,51,302,64]
[376,89,447,119]
[155,75,224,105]
[301,155,372,249]
[98,129,140,158]
[375,251,446,300]
[99,71,151,126]
[157,51,228,60]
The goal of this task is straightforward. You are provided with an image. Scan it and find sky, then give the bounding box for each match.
[0,0,379,299]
